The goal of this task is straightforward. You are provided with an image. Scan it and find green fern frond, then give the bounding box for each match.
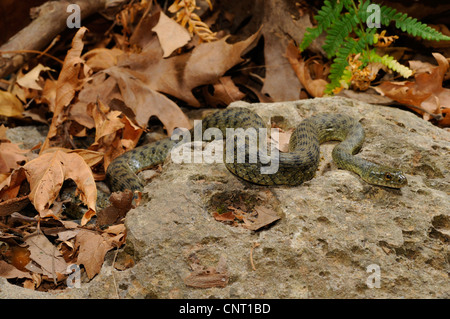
[392,14,450,41]
[326,38,356,94]
[366,50,413,78]
[299,0,344,51]
[323,12,359,58]
[299,26,324,52]
[299,0,450,95]
[325,31,376,94]
[359,1,450,41]
[314,0,343,28]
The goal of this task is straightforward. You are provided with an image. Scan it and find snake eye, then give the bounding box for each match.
[384,172,392,181]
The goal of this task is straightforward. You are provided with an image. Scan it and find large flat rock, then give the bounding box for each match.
[1,97,449,298]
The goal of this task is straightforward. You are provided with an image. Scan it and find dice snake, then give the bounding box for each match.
[105,107,407,197]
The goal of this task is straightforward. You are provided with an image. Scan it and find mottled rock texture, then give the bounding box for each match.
[1,97,449,298]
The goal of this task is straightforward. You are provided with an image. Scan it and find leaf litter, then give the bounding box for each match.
[0,1,264,290]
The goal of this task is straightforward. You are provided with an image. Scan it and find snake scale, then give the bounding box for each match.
[105,107,407,196]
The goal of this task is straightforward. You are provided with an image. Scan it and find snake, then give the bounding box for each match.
[105,107,407,196]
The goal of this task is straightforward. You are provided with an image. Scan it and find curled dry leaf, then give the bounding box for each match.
[212,211,235,222]
[286,41,327,98]
[92,100,125,144]
[0,167,27,201]
[96,190,133,226]
[88,99,143,169]
[23,150,96,221]
[374,52,450,125]
[41,27,91,152]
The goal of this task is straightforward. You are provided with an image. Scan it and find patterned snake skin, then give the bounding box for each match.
[105,107,407,196]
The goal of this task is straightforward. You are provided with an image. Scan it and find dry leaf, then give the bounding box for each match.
[41,27,91,152]
[203,76,245,106]
[87,99,143,169]
[40,148,101,165]
[0,260,32,279]
[56,229,80,242]
[243,206,281,231]
[0,195,30,217]
[374,52,450,125]
[0,125,7,140]
[83,48,123,72]
[105,66,191,134]
[7,245,31,271]
[68,149,103,168]
[116,28,260,107]
[113,252,135,271]
[93,103,124,144]
[184,256,228,288]
[0,167,27,202]
[212,211,235,222]
[23,150,97,220]
[286,42,327,97]
[180,31,260,106]
[75,229,113,279]
[40,79,57,112]
[16,64,53,90]
[262,36,302,101]
[269,128,292,153]
[24,233,68,279]
[0,91,24,118]
[152,11,191,58]
[96,190,133,226]
[0,142,29,174]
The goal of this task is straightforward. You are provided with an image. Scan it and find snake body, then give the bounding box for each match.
[106,107,407,194]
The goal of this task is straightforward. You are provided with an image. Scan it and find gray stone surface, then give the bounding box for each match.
[1,97,449,298]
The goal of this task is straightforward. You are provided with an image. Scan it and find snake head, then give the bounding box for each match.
[363,166,408,188]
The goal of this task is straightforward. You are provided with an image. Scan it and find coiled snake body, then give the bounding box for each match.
[106,107,407,194]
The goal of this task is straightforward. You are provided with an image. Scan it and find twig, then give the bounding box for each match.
[0,49,64,65]
[111,246,121,299]
[250,242,260,271]
[393,102,444,121]
[0,0,126,79]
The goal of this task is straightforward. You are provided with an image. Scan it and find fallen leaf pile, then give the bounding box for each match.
[0,217,125,289]
[0,1,263,290]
